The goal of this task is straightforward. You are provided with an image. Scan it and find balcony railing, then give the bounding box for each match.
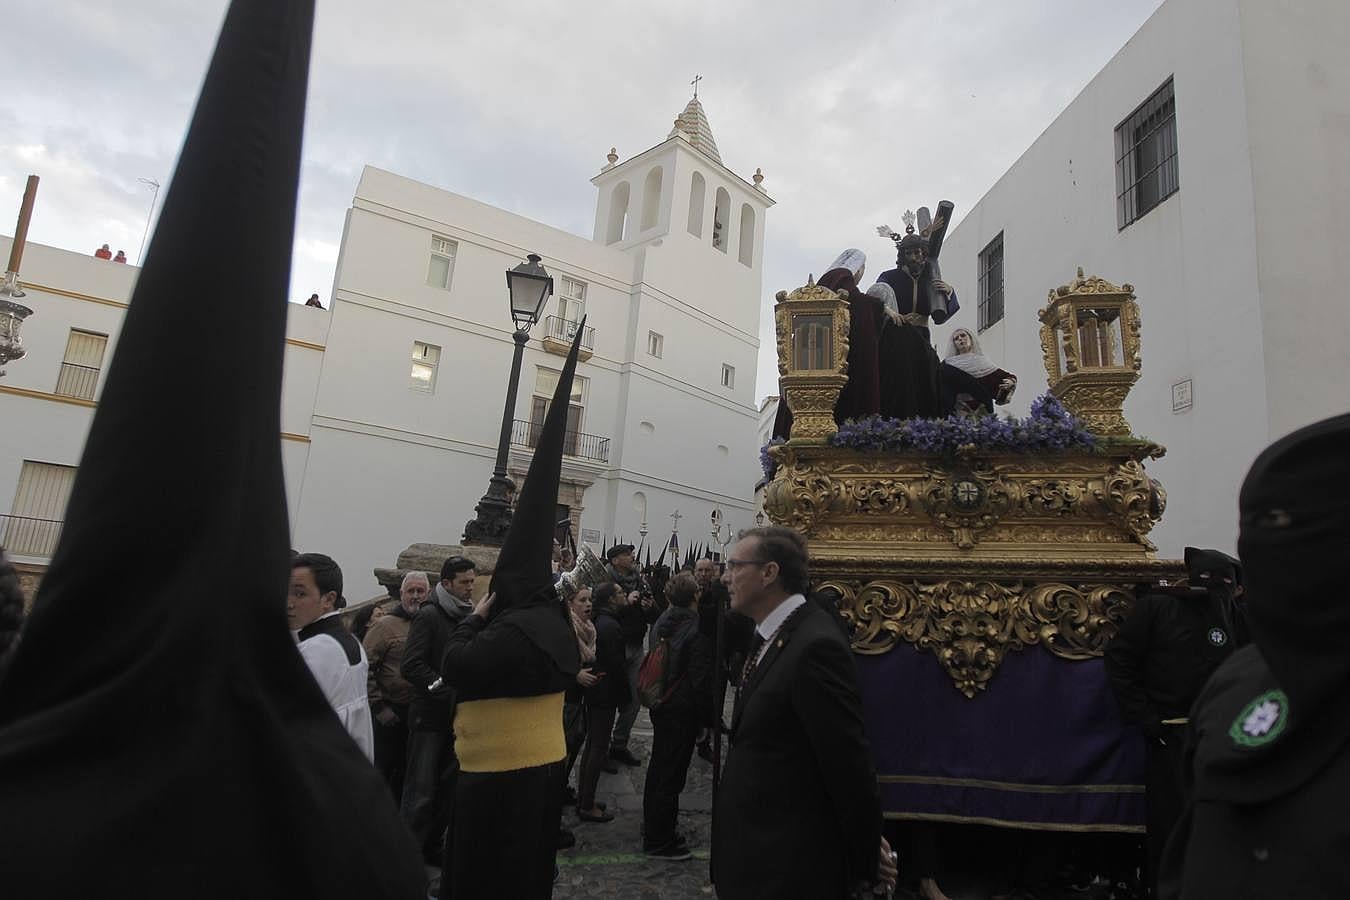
[54,363,100,401]
[2,514,63,558]
[541,316,595,352]
[511,419,610,463]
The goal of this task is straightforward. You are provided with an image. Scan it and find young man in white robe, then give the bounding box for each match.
[289,552,375,761]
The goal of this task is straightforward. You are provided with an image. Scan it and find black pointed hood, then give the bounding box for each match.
[485,316,586,677]
[490,315,586,613]
[0,3,423,895]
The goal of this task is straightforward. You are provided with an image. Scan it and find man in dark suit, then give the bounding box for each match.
[711,526,896,899]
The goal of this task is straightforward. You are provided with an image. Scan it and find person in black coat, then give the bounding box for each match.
[1159,413,1350,898]
[576,582,632,822]
[712,526,895,899]
[641,572,714,859]
[1104,546,1246,895]
[400,555,476,863]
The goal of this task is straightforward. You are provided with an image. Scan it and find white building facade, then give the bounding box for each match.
[2,98,774,600]
[938,0,1350,557]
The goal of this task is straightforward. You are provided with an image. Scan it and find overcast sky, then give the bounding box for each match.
[3,0,1163,398]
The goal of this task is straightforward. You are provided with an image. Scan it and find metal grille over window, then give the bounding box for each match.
[54,329,107,400]
[427,235,456,289]
[977,233,1004,332]
[4,461,76,558]
[1116,78,1179,229]
[410,341,441,391]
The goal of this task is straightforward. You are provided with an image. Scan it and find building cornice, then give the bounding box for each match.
[0,384,97,408]
[590,137,776,207]
[25,283,128,308]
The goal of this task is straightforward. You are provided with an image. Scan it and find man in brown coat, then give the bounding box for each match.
[364,571,429,798]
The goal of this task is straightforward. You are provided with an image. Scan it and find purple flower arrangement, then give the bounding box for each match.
[827,393,1097,456]
[760,436,786,481]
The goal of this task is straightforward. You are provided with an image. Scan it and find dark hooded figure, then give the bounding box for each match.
[438,320,586,899]
[0,3,426,897]
[1159,413,1350,899]
[1104,546,1247,895]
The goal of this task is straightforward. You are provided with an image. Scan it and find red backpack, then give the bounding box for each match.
[637,622,695,709]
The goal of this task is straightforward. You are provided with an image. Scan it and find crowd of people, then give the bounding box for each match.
[3,3,1347,897]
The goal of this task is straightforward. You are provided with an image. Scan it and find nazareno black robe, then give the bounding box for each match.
[436,319,585,900]
[0,3,426,897]
[439,603,578,899]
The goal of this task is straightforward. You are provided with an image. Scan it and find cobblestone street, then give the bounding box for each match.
[554,713,717,899]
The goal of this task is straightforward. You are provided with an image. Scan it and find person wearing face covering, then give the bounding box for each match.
[938,327,1016,417]
[1104,546,1246,896]
[437,321,586,899]
[1157,413,1350,899]
[0,3,428,898]
[772,249,882,439]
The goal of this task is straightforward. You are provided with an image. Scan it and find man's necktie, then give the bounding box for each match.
[740,632,766,688]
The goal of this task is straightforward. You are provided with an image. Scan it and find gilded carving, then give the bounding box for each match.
[830,577,1137,697]
[1098,459,1158,550]
[1037,268,1143,435]
[773,279,852,441]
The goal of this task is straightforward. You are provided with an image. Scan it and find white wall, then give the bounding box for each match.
[942,0,1279,557]
[295,156,771,595]
[1238,0,1350,439]
[1,237,332,557]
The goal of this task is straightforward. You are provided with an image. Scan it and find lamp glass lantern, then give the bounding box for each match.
[506,253,554,330]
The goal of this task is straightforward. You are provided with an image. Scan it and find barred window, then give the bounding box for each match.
[1116,79,1179,229]
[977,233,1004,332]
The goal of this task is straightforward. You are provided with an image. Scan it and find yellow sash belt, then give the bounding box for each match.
[453,692,566,773]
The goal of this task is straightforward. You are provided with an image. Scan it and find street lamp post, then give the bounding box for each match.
[463,253,554,546]
[136,178,160,266]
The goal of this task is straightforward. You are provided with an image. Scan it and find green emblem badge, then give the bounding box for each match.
[1229,689,1289,748]
[1208,628,1228,647]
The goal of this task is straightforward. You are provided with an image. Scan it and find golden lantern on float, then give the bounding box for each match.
[773,277,851,441]
[1038,267,1143,435]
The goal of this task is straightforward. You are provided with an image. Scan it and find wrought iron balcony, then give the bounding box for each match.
[511,418,610,463]
[2,514,62,558]
[540,316,594,361]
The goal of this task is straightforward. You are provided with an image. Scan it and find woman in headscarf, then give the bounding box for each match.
[938,327,1016,417]
[773,249,883,438]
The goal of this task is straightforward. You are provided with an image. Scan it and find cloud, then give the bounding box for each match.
[2,0,1165,388]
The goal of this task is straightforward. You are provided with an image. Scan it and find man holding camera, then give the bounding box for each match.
[606,543,658,766]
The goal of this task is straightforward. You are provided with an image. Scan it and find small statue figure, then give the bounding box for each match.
[939,327,1017,417]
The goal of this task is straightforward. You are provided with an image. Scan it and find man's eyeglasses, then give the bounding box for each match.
[725,558,769,571]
